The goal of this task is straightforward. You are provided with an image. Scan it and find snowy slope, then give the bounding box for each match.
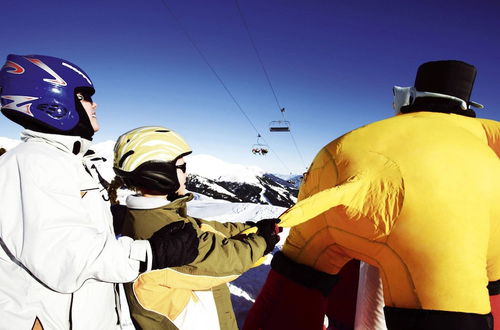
[188,198,289,329]
[187,154,264,184]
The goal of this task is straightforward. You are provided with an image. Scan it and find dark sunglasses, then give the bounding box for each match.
[76,93,93,103]
[175,163,187,173]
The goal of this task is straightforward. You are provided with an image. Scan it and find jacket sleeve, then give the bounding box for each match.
[125,210,266,276]
[128,212,267,288]
[0,150,148,294]
[174,217,267,277]
[195,218,251,237]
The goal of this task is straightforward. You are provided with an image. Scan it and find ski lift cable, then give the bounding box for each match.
[157,0,292,173]
[158,0,258,133]
[254,134,291,172]
[234,0,307,170]
[234,0,283,119]
[288,130,307,169]
[266,144,291,173]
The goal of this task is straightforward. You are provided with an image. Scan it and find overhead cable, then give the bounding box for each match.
[234,0,308,170]
[157,0,291,173]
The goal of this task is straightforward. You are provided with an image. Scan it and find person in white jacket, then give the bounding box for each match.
[0,54,200,330]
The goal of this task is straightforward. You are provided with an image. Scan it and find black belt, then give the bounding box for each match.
[270,251,338,296]
[488,279,500,296]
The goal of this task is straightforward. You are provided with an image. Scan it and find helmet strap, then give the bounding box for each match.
[71,96,94,140]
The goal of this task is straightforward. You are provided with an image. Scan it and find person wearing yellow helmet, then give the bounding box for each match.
[113,126,193,201]
[112,126,281,330]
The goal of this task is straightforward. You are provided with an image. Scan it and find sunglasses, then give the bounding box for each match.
[175,163,187,173]
[76,93,93,103]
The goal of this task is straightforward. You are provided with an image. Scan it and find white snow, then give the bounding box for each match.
[188,198,286,222]
[186,154,264,184]
[187,197,289,328]
[190,175,237,197]
[0,136,21,150]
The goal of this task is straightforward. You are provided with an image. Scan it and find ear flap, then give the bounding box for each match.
[118,161,180,195]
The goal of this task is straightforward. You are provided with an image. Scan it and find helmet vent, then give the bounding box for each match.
[155,129,170,133]
[118,150,134,168]
[37,104,68,119]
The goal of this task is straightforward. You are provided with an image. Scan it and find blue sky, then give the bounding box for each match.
[1,0,499,174]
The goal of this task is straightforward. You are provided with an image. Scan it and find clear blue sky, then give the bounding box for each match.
[1,0,499,174]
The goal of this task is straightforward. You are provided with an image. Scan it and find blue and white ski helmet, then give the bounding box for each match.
[0,54,96,139]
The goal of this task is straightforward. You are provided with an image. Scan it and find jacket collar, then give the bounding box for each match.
[165,194,194,209]
[126,193,194,210]
[21,129,92,157]
[126,194,170,210]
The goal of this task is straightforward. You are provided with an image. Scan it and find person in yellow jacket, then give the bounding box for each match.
[112,126,281,330]
[245,60,500,330]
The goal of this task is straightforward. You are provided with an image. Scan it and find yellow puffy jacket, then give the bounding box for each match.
[280,112,500,314]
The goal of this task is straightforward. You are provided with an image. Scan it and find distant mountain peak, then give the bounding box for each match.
[187,154,265,184]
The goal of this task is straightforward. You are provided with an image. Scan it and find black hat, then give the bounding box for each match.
[400,60,483,117]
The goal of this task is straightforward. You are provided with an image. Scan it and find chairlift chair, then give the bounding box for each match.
[251,134,269,155]
[251,143,269,155]
[269,120,290,132]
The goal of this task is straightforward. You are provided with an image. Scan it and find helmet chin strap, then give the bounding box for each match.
[71,96,95,140]
[167,191,185,202]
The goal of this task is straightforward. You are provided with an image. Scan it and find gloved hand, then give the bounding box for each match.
[148,221,199,270]
[250,218,281,255]
[246,218,282,232]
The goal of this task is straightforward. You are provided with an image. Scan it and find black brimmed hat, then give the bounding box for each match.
[400,60,483,117]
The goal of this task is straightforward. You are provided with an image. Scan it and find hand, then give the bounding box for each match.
[251,218,281,255]
[148,221,199,269]
[246,218,282,233]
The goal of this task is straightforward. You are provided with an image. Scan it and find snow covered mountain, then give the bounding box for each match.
[188,198,289,329]
[0,138,301,207]
[186,154,300,208]
[2,137,293,205]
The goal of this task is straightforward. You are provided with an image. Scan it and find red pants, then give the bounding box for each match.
[244,260,360,330]
[244,269,329,330]
[491,294,500,330]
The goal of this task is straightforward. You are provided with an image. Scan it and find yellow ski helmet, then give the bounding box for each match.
[113,126,192,195]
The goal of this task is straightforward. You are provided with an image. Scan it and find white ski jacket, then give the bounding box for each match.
[0,130,150,330]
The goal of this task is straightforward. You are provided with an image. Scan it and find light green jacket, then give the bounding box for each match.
[122,194,267,330]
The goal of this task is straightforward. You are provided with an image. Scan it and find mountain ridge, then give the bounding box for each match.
[0,137,301,208]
